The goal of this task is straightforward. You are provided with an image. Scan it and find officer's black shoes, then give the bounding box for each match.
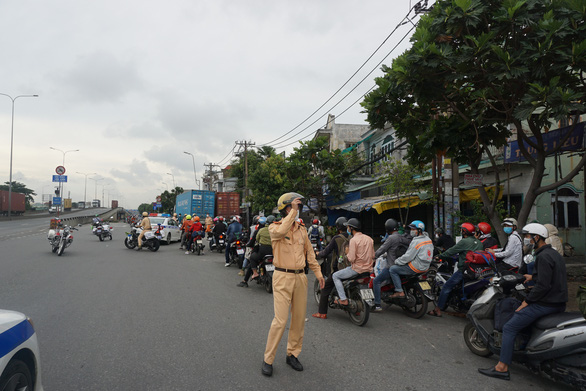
[478,367,510,380]
[286,355,303,371]
[261,361,273,377]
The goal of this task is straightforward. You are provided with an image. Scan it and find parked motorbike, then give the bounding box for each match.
[190,231,206,255]
[367,271,432,319]
[255,255,274,293]
[93,223,113,241]
[464,273,586,389]
[124,224,162,252]
[47,224,78,256]
[314,272,373,326]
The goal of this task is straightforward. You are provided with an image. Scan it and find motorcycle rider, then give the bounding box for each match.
[137,212,152,250]
[238,216,273,287]
[434,227,455,252]
[330,218,374,307]
[429,222,483,317]
[180,215,194,250]
[371,218,411,312]
[478,223,567,381]
[388,220,433,299]
[488,217,523,271]
[308,218,325,251]
[225,216,242,267]
[262,193,324,377]
[212,217,227,247]
[476,222,499,249]
[311,217,350,319]
[186,216,204,254]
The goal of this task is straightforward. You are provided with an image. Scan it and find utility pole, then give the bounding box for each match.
[235,140,255,227]
[203,163,218,191]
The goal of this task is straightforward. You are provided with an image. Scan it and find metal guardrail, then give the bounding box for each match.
[50,208,125,227]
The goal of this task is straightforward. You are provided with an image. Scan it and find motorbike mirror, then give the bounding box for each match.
[523,254,535,264]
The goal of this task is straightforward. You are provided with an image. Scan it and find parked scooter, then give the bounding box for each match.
[367,272,432,319]
[464,273,586,389]
[93,223,113,241]
[47,224,78,256]
[124,224,162,252]
[314,272,373,326]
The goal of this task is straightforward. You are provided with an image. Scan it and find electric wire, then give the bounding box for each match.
[216,144,236,167]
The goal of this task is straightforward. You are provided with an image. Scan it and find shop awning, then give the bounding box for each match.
[328,194,424,214]
[372,196,421,214]
[460,186,504,203]
[341,133,374,154]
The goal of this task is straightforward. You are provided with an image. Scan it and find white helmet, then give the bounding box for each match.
[521,223,548,240]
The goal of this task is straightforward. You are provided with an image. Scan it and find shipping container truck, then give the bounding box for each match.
[0,190,26,216]
[111,200,119,209]
[63,198,72,211]
[92,199,101,208]
[175,190,215,218]
[215,192,241,218]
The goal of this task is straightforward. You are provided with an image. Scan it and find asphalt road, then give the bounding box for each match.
[0,218,573,391]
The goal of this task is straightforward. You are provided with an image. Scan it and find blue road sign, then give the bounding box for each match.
[52,175,68,183]
[53,197,62,205]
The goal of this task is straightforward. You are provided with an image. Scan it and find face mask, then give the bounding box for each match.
[347,229,352,236]
[435,234,439,239]
[410,230,418,237]
[503,226,513,234]
[296,210,300,220]
[523,238,533,247]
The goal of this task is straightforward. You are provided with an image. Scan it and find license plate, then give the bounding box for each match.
[360,289,375,300]
[197,240,202,245]
[219,240,225,244]
[265,264,275,272]
[236,248,244,255]
[419,281,431,290]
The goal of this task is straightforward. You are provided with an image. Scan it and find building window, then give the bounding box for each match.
[551,188,581,228]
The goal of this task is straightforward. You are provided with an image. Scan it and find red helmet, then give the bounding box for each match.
[461,222,475,235]
[312,219,319,225]
[477,222,491,234]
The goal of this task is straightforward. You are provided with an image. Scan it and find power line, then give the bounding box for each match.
[216,144,236,167]
[259,3,421,147]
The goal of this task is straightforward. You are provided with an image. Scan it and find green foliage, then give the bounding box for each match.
[0,181,36,209]
[138,203,154,214]
[248,154,290,213]
[160,186,184,214]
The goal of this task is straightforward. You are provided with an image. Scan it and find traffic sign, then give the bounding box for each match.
[53,197,62,206]
[464,174,483,187]
[52,175,68,183]
[55,166,66,175]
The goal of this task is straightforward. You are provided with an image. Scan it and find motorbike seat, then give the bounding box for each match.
[533,311,585,330]
[263,255,273,260]
[342,271,371,282]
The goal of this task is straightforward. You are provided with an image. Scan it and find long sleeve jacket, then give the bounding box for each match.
[395,233,434,272]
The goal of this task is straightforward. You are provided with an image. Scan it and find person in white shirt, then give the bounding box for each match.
[488,217,523,270]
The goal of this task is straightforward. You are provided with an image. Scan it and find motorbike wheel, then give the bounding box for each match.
[57,238,66,256]
[99,235,104,242]
[51,244,58,253]
[124,238,136,249]
[196,244,201,256]
[149,240,160,252]
[348,290,370,327]
[264,272,273,294]
[109,235,113,241]
[401,284,428,319]
[237,255,244,269]
[463,323,493,357]
[166,234,172,245]
[313,279,321,305]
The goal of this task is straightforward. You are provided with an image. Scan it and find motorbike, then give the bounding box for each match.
[93,223,113,241]
[47,224,78,256]
[314,272,373,326]
[367,270,433,319]
[310,236,323,251]
[228,236,245,268]
[464,273,586,390]
[124,224,162,252]
[209,232,227,252]
[190,231,206,255]
[254,254,274,293]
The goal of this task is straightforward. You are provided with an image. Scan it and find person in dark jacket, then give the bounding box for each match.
[434,228,455,252]
[478,223,568,381]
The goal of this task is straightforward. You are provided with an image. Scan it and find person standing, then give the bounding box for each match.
[262,193,324,377]
[478,223,567,380]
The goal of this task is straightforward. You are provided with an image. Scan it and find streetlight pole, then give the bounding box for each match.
[166,172,176,190]
[0,93,38,220]
[89,176,103,207]
[49,147,79,213]
[184,151,200,189]
[77,172,96,208]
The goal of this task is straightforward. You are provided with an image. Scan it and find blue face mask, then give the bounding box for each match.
[503,226,513,234]
[347,229,352,236]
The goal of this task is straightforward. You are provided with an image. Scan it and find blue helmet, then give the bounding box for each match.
[258,216,267,225]
[409,220,425,231]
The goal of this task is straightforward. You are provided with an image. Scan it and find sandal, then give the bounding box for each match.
[312,313,327,319]
[390,292,406,299]
[334,299,349,306]
[427,310,442,317]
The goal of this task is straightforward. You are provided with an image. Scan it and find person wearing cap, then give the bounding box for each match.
[330,218,374,307]
[428,222,483,316]
[478,223,567,381]
[388,220,434,299]
[488,217,523,271]
[238,216,272,287]
[476,222,499,250]
[262,193,324,377]
[137,211,152,250]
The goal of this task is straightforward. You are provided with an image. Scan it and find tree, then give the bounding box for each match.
[0,181,37,209]
[286,136,362,218]
[138,203,154,214]
[375,159,431,225]
[160,186,184,214]
[248,154,290,214]
[362,0,586,243]
[226,146,277,204]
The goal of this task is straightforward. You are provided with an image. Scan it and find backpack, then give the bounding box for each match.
[466,251,496,265]
[464,251,497,280]
[494,297,522,331]
[333,235,350,270]
[395,235,412,258]
[311,225,319,237]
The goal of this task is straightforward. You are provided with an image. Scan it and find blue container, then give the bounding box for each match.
[175,190,216,218]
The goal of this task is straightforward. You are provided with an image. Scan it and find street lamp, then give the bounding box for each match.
[0,93,38,220]
[162,182,169,191]
[49,147,79,166]
[49,147,79,212]
[166,172,176,189]
[89,176,103,207]
[77,171,96,208]
[184,151,200,189]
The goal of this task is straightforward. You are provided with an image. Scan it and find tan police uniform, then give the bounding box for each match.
[264,210,323,365]
[138,216,152,247]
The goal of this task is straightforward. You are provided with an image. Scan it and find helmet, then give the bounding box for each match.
[502,217,518,227]
[194,216,200,222]
[277,192,305,211]
[435,227,444,235]
[213,217,219,222]
[312,218,319,225]
[461,222,475,235]
[252,215,259,224]
[186,215,192,220]
[408,220,425,231]
[335,217,347,230]
[173,213,177,217]
[522,223,548,239]
[258,216,267,225]
[232,216,240,223]
[344,218,361,230]
[142,212,148,217]
[385,218,399,233]
[266,215,276,224]
[477,222,491,234]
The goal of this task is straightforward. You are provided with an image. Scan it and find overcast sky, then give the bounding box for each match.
[0,0,422,209]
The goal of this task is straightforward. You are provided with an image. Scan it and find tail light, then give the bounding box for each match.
[265,257,273,264]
